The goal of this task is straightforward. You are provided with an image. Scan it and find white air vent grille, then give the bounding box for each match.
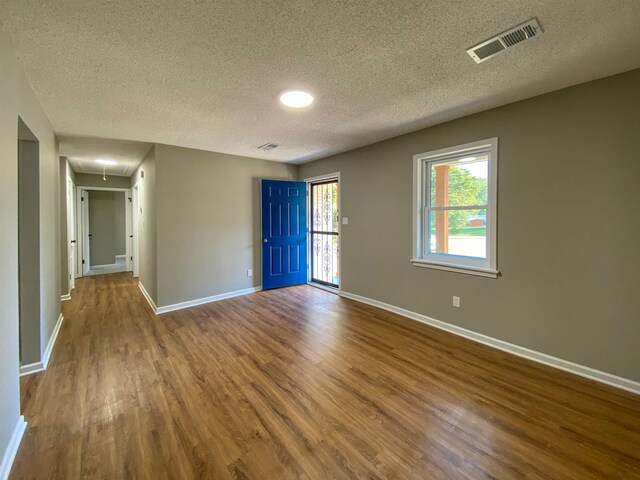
[467,19,542,64]
[258,142,279,151]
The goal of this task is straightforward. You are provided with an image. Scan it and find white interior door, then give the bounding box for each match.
[81,189,91,275]
[132,184,139,277]
[67,177,76,290]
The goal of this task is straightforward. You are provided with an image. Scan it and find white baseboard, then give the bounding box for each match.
[18,362,44,377]
[61,293,71,302]
[0,416,26,480]
[156,286,262,314]
[19,313,64,377]
[340,291,640,396]
[138,282,157,314]
[42,314,63,369]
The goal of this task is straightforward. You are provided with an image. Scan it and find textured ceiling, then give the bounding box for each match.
[2,0,640,163]
[60,136,151,177]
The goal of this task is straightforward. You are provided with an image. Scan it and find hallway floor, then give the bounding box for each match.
[85,255,126,276]
[12,273,640,479]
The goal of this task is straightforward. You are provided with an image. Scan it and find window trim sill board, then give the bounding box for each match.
[411,259,499,278]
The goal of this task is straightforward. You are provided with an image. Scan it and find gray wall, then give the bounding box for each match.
[0,28,60,461]
[132,146,157,303]
[155,144,297,307]
[300,69,640,382]
[18,136,41,365]
[88,191,126,266]
[75,172,131,189]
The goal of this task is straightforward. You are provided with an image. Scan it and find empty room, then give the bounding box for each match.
[1,1,639,479]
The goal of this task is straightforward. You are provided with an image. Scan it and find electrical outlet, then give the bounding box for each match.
[342,217,349,225]
[453,296,461,308]
[247,269,253,277]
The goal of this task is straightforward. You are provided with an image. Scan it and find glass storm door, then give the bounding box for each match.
[310,180,339,287]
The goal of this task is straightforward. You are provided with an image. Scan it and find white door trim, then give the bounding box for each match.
[66,174,76,292]
[131,183,140,277]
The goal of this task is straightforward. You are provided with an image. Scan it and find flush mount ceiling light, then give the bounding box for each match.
[95,158,117,165]
[279,90,314,108]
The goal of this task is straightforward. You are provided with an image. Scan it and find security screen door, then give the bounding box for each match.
[310,179,339,288]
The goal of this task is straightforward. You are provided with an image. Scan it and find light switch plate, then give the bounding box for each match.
[342,217,349,225]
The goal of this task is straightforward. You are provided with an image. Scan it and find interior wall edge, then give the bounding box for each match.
[0,415,27,480]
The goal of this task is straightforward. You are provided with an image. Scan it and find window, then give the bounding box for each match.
[412,138,498,277]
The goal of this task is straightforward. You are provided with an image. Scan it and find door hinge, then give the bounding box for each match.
[81,196,84,201]
[128,197,132,202]
[130,256,133,261]
[82,259,85,265]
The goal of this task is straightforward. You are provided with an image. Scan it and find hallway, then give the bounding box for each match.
[12,274,640,479]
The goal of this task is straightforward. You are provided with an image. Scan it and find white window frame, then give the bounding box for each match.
[412,138,499,278]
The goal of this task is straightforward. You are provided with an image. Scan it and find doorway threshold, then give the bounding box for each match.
[307,282,339,295]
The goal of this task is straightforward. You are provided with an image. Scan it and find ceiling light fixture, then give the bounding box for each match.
[95,158,117,165]
[279,90,314,108]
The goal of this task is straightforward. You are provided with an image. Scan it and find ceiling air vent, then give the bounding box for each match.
[467,18,542,64]
[258,142,279,151]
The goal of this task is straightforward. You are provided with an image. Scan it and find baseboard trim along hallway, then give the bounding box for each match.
[138,282,157,313]
[156,287,263,314]
[18,313,64,377]
[0,416,26,480]
[138,283,262,315]
[340,291,640,395]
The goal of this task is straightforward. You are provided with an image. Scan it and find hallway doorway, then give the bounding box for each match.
[17,117,41,368]
[76,187,133,277]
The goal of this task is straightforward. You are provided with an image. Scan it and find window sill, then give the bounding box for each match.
[411,259,499,278]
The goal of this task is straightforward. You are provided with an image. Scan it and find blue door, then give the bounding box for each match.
[261,180,307,290]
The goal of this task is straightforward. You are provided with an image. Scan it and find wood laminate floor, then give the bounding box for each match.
[12,273,640,479]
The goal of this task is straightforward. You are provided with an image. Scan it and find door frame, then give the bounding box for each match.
[131,182,140,278]
[305,172,341,294]
[67,175,76,291]
[75,186,133,277]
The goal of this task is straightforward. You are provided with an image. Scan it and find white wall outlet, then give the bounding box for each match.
[453,296,461,308]
[342,217,349,225]
[247,269,253,277]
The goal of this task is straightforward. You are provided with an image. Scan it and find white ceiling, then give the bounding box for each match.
[2,0,640,164]
[60,136,151,176]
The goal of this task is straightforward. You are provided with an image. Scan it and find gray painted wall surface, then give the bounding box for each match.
[88,191,126,266]
[0,29,60,461]
[299,69,640,382]
[74,172,131,189]
[133,146,158,303]
[18,138,41,365]
[155,144,297,307]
